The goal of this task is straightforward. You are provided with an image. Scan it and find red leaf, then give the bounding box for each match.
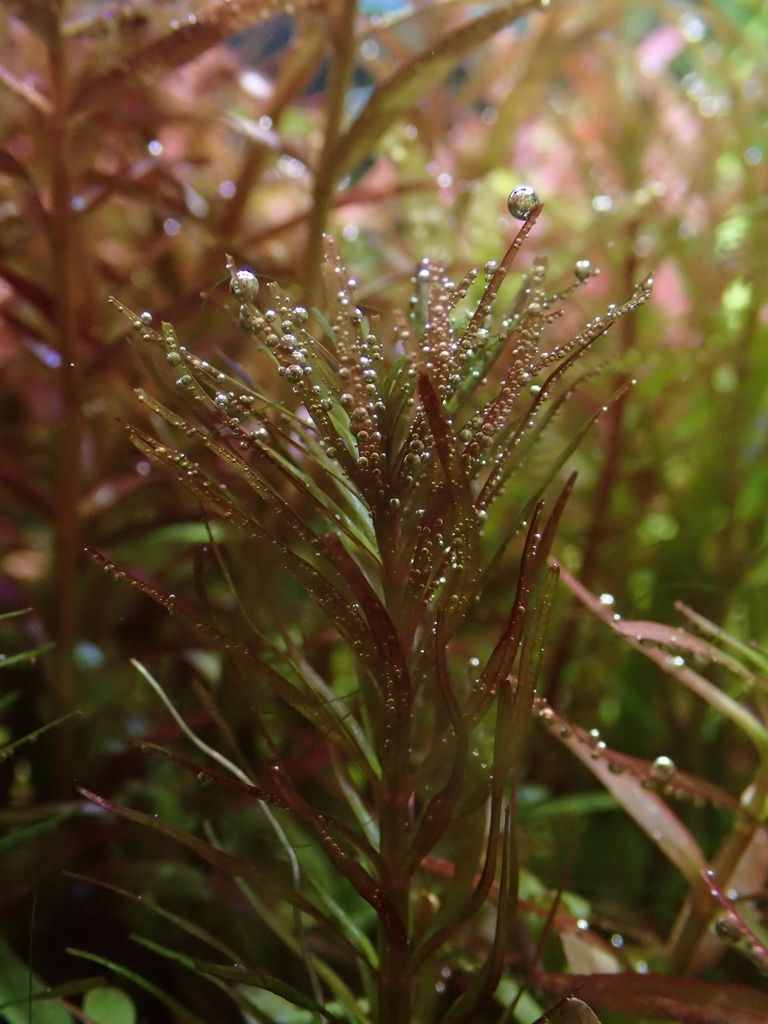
[538,972,768,1024]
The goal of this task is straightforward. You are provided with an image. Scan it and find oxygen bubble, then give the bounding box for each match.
[651,755,676,781]
[715,917,743,942]
[230,270,258,302]
[575,259,593,281]
[507,185,540,221]
[139,311,153,325]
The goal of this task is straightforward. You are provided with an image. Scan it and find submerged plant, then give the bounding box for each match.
[76,198,752,1023]
[553,570,768,977]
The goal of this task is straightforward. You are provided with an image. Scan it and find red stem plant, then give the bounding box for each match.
[76,204,675,1022]
[73,196,768,1021]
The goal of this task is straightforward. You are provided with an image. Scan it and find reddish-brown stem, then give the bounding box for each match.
[47,20,81,783]
[303,0,359,305]
[544,244,638,704]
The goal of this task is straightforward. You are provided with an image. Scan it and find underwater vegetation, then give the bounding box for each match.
[1,0,768,1021]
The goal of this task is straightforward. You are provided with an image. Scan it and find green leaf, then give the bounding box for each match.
[82,987,136,1024]
[131,935,345,1022]
[0,936,75,1024]
[0,712,82,763]
[66,950,208,1024]
[0,608,32,622]
[0,812,74,856]
[0,643,55,671]
[75,789,356,955]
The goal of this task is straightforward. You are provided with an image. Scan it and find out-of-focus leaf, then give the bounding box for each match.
[0,643,55,672]
[549,996,604,1023]
[240,988,315,1024]
[1,711,81,762]
[82,987,136,1024]
[560,933,620,976]
[539,971,768,1024]
[0,936,75,1024]
[332,1,544,180]
[131,934,345,1022]
[66,949,208,1024]
[0,811,74,855]
[0,609,33,623]
[72,0,324,113]
[556,561,768,752]
[0,61,52,113]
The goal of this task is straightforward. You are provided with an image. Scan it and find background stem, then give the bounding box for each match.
[47,18,81,789]
[303,0,358,304]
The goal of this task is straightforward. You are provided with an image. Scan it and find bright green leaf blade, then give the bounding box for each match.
[82,987,136,1024]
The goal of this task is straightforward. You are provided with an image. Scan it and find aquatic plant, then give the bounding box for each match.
[71,194,768,1020]
[66,197,702,1022]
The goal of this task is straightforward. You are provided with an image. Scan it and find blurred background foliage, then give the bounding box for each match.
[1,0,768,1020]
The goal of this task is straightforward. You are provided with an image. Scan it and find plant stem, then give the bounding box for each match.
[669,766,768,973]
[303,0,358,304]
[372,503,413,1024]
[544,244,638,704]
[48,19,81,784]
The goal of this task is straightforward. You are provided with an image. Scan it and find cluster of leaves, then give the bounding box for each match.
[76,210,660,1023]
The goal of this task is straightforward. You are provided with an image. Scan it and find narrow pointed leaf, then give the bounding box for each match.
[73,0,323,113]
[131,934,344,1022]
[556,562,768,751]
[537,706,708,885]
[332,1,543,181]
[66,949,208,1024]
[75,788,354,949]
